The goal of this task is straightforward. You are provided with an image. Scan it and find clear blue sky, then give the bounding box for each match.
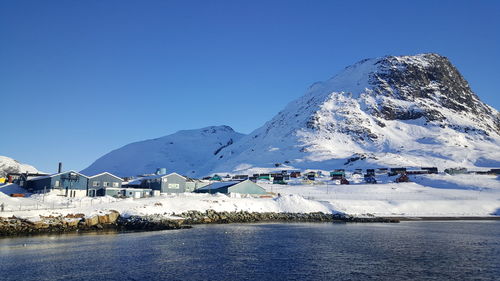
[1,0,499,173]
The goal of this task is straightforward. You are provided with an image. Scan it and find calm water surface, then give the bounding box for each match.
[0,221,499,281]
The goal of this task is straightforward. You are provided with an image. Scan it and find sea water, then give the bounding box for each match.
[0,221,498,281]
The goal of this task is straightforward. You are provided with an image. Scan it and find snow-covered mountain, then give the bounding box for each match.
[81,126,245,177]
[0,156,39,177]
[83,53,500,177]
[209,53,500,174]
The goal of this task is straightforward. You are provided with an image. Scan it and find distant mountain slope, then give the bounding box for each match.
[0,156,39,177]
[81,126,245,177]
[209,54,500,174]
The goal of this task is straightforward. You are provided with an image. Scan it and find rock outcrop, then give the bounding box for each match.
[0,210,398,237]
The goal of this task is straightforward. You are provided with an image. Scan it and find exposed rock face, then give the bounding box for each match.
[368,54,499,134]
[0,211,121,236]
[178,210,396,224]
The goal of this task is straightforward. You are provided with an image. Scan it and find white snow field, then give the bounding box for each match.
[1,173,498,220]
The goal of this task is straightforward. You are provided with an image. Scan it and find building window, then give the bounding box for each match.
[54,180,60,187]
[112,182,119,187]
[93,181,100,187]
[103,182,109,187]
[168,183,180,189]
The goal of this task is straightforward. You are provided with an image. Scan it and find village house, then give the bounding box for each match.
[6,172,50,186]
[126,172,193,194]
[421,167,438,174]
[389,167,407,175]
[232,175,249,180]
[330,169,345,180]
[87,172,124,197]
[26,171,89,197]
[305,171,316,181]
[375,168,388,175]
[271,173,290,181]
[186,178,210,192]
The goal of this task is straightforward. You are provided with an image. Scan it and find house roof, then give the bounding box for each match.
[195,181,241,191]
[28,170,89,181]
[88,172,123,181]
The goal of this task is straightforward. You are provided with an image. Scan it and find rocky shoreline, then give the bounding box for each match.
[0,210,399,237]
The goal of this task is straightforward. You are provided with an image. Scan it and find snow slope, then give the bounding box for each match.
[81,126,244,177]
[210,54,500,174]
[0,156,39,177]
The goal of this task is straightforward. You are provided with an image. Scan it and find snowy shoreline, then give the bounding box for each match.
[1,174,499,223]
[0,210,401,237]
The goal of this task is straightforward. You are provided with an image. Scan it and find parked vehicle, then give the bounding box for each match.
[395,174,410,183]
[364,175,377,184]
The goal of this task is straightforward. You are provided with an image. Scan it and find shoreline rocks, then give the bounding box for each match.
[178,210,399,224]
[0,210,398,237]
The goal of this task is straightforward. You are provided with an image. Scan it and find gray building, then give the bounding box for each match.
[26,171,89,197]
[127,172,191,193]
[87,172,123,197]
[194,180,267,195]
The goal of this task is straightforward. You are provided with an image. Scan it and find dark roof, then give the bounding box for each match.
[196,181,240,191]
[28,170,88,181]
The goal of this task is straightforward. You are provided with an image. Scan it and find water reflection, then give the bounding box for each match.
[0,221,499,281]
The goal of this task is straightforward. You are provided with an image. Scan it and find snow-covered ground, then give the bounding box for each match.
[0,189,329,222]
[260,173,500,217]
[0,173,499,221]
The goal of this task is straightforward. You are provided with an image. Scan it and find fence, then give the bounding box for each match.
[0,196,116,213]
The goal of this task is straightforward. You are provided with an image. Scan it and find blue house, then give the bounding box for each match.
[26,171,89,197]
[194,180,267,195]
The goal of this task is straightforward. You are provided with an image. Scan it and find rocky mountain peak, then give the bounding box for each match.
[366,54,499,135]
[303,53,499,136]
[371,54,485,112]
